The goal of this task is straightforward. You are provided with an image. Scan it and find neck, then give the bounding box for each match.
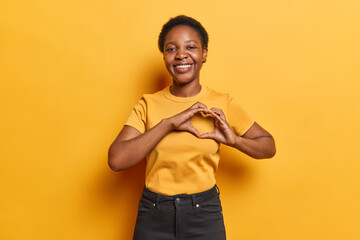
[170,81,202,97]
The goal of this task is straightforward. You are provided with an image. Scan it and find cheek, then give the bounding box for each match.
[163,57,171,67]
[163,54,173,63]
[163,58,174,73]
[189,52,202,62]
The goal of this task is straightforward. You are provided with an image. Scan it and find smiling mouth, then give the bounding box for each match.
[174,64,194,69]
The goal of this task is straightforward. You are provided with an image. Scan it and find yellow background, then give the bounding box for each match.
[1,0,359,239]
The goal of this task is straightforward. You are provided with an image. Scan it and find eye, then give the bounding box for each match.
[187,46,197,50]
[166,47,176,52]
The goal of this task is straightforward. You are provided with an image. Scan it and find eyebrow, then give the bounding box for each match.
[165,40,199,46]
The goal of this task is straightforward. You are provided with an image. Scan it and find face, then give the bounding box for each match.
[163,25,207,86]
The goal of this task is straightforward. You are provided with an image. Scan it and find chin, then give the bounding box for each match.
[172,74,198,85]
[174,79,195,86]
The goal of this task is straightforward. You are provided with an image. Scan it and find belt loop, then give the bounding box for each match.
[155,194,160,209]
[191,195,196,207]
[215,185,220,196]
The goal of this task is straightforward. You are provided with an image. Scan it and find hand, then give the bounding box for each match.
[199,108,237,146]
[168,102,210,137]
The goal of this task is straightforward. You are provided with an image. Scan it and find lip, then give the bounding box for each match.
[173,63,195,73]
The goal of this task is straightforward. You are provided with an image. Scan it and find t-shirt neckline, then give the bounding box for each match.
[164,85,208,103]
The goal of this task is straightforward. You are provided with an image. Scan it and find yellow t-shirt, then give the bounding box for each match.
[125,86,254,195]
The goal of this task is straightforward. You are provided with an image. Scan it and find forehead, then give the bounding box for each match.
[164,25,201,44]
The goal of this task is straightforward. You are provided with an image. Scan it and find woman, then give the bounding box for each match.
[108,15,276,240]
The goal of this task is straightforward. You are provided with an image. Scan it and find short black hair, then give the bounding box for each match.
[158,15,209,53]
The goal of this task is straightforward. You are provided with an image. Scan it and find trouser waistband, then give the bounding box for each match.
[141,185,220,207]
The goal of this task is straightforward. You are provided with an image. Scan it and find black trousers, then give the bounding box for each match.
[133,185,226,240]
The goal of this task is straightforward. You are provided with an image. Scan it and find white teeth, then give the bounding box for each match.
[175,64,192,68]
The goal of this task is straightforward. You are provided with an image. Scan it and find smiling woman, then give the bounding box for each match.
[163,25,207,96]
[108,15,276,240]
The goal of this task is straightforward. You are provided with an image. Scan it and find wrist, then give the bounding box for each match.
[229,135,241,148]
[161,118,174,132]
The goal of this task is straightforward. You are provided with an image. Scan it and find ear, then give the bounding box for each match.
[202,48,208,63]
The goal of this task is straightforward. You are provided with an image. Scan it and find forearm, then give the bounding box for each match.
[231,135,276,159]
[108,119,173,171]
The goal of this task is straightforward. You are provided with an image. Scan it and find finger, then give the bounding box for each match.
[188,107,211,117]
[208,110,226,123]
[200,111,211,118]
[175,108,210,128]
[210,108,226,120]
[199,132,224,143]
[210,108,225,118]
[199,132,214,139]
[210,107,223,113]
[190,101,208,110]
[186,125,201,138]
[199,109,212,116]
[208,112,232,132]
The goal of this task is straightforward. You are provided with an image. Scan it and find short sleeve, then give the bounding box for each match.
[227,97,254,136]
[124,97,147,133]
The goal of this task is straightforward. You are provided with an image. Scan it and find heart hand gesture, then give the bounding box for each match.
[199,108,236,146]
[168,102,210,138]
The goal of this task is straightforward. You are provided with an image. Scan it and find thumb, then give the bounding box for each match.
[185,124,201,138]
[199,132,215,139]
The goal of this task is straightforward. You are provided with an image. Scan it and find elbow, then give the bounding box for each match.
[108,159,122,172]
[108,158,127,172]
[266,148,276,159]
[265,144,277,159]
[108,157,122,172]
[109,165,122,172]
[269,140,277,158]
[260,137,276,159]
[108,144,139,171]
[108,147,124,172]
[254,145,276,160]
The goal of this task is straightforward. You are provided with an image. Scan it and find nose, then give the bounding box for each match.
[175,49,188,60]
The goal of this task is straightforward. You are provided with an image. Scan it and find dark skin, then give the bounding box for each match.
[108,25,276,171]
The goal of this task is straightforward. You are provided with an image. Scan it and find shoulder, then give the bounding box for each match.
[142,87,168,102]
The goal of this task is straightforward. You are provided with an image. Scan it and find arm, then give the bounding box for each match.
[199,108,276,159]
[232,122,276,159]
[108,102,209,171]
[108,121,172,171]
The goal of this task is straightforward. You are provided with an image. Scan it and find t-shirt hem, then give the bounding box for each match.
[124,123,145,134]
[239,119,255,136]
